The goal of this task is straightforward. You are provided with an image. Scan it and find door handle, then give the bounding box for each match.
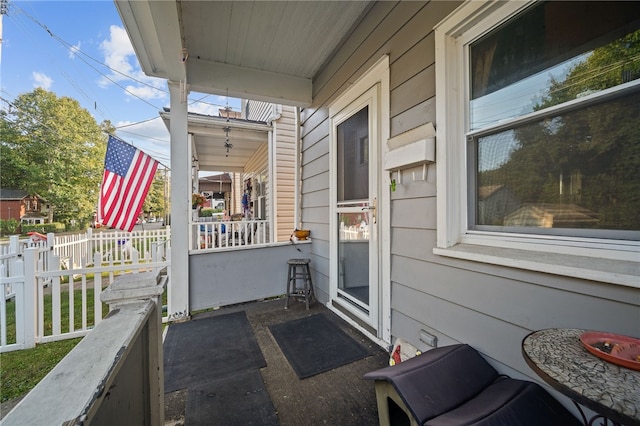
[361,198,377,224]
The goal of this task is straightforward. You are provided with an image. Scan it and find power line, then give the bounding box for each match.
[2,103,170,171]
[2,92,171,166]
[116,116,159,129]
[10,3,237,113]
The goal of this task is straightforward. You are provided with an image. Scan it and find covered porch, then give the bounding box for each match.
[6,0,638,424]
[114,0,372,326]
[1,271,389,425]
[163,298,389,425]
[161,105,297,253]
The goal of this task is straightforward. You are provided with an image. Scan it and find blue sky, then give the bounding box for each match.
[1,0,241,166]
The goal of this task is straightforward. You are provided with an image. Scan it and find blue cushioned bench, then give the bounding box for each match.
[363,344,581,426]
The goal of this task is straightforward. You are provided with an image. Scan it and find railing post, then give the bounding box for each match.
[3,271,166,425]
[101,272,165,426]
[8,235,19,254]
[22,248,38,349]
[93,251,103,325]
[6,236,20,298]
[86,227,93,266]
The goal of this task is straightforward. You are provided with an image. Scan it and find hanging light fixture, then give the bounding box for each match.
[223,127,232,157]
[223,89,233,157]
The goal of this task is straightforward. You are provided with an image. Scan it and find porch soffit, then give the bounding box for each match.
[160,110,271,173]
[114,0,373,107]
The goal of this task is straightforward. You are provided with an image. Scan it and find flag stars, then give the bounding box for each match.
[105,136,137,177]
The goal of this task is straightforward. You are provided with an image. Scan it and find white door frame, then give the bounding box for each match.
[328,56,391,345]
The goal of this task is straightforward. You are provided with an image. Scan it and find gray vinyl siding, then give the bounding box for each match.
[299,0,639,399]
[300,0,461,310]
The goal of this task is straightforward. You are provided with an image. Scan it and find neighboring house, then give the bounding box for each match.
[477,185,520,226]
[161,100,297,243]
[504,204,600,229]
[117,0,639,417]
[198,173,232,210]
[0,189,48,224]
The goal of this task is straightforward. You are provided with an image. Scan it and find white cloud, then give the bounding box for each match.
[186,93,242,116]
[188,100,220,116]
[69,42,81,59]
[124,84,166,101]
[32,72,53,90]
[99,25,136,83]
[98,25,167,103]
[114,117,170,163]
[117,117,169,142]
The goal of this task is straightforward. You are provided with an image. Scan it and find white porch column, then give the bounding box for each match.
[168,81,190,320]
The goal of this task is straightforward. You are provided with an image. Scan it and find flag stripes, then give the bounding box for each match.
[98,135,159,232]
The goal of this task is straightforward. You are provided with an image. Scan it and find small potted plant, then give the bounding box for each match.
[192,193,205,209]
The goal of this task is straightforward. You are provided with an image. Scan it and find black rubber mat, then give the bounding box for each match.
[164,311,267,392]
[269,313,370,379]
[185,370,278,426]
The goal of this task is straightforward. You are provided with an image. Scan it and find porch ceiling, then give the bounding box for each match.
[114,1,373,107]
[160,110,271,173]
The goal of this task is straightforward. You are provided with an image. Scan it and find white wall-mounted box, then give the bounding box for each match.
[384,122,436,170]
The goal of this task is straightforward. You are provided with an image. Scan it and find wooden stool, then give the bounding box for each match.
[285,258,314,309]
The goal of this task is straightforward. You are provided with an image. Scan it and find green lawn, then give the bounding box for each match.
[0,287,107,403]
[2,287,107,343]
[1,284,168,403]
[1,338,82,402]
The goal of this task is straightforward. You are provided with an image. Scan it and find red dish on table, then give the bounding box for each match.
[580,331,640,371]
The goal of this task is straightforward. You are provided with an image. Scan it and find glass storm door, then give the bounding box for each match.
[332,88,379,328]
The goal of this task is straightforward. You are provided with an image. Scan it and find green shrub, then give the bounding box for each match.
[21,222,65,235]
[64,220,89,232]
[0,218,20,236]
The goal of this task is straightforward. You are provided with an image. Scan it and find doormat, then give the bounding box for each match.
[185,370,279,426]
[269,313,370,379]
[164,311,267,393]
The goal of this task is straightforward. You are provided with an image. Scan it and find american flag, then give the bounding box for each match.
[98,135,159,232]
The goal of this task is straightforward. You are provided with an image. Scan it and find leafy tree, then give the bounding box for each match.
[478,29,640,231]
[540,30,640,108]
[143,169,168,220]
[1,88,111,225]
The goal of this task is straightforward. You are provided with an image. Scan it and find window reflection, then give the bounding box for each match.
[475,90,640,235]
[469,1,640,238]
[337,107,369,201]
[470,2,640,130]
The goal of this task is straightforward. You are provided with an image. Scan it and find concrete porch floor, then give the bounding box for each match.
[164,297,390,426]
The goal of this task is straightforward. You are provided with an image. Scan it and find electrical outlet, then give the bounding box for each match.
[419,330,437,347]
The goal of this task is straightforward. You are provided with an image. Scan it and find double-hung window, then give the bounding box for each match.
[435,1,640,286]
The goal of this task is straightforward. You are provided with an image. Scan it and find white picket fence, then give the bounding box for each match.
[340,223,369,240]
[0,228,171,353]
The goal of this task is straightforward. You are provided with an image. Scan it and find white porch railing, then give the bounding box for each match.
[2,272,165,425]
[192,219,269,250]
[89,227,171,264]
[0,229,171,353]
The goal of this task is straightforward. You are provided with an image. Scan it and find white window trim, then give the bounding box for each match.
[434,1,639,288]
